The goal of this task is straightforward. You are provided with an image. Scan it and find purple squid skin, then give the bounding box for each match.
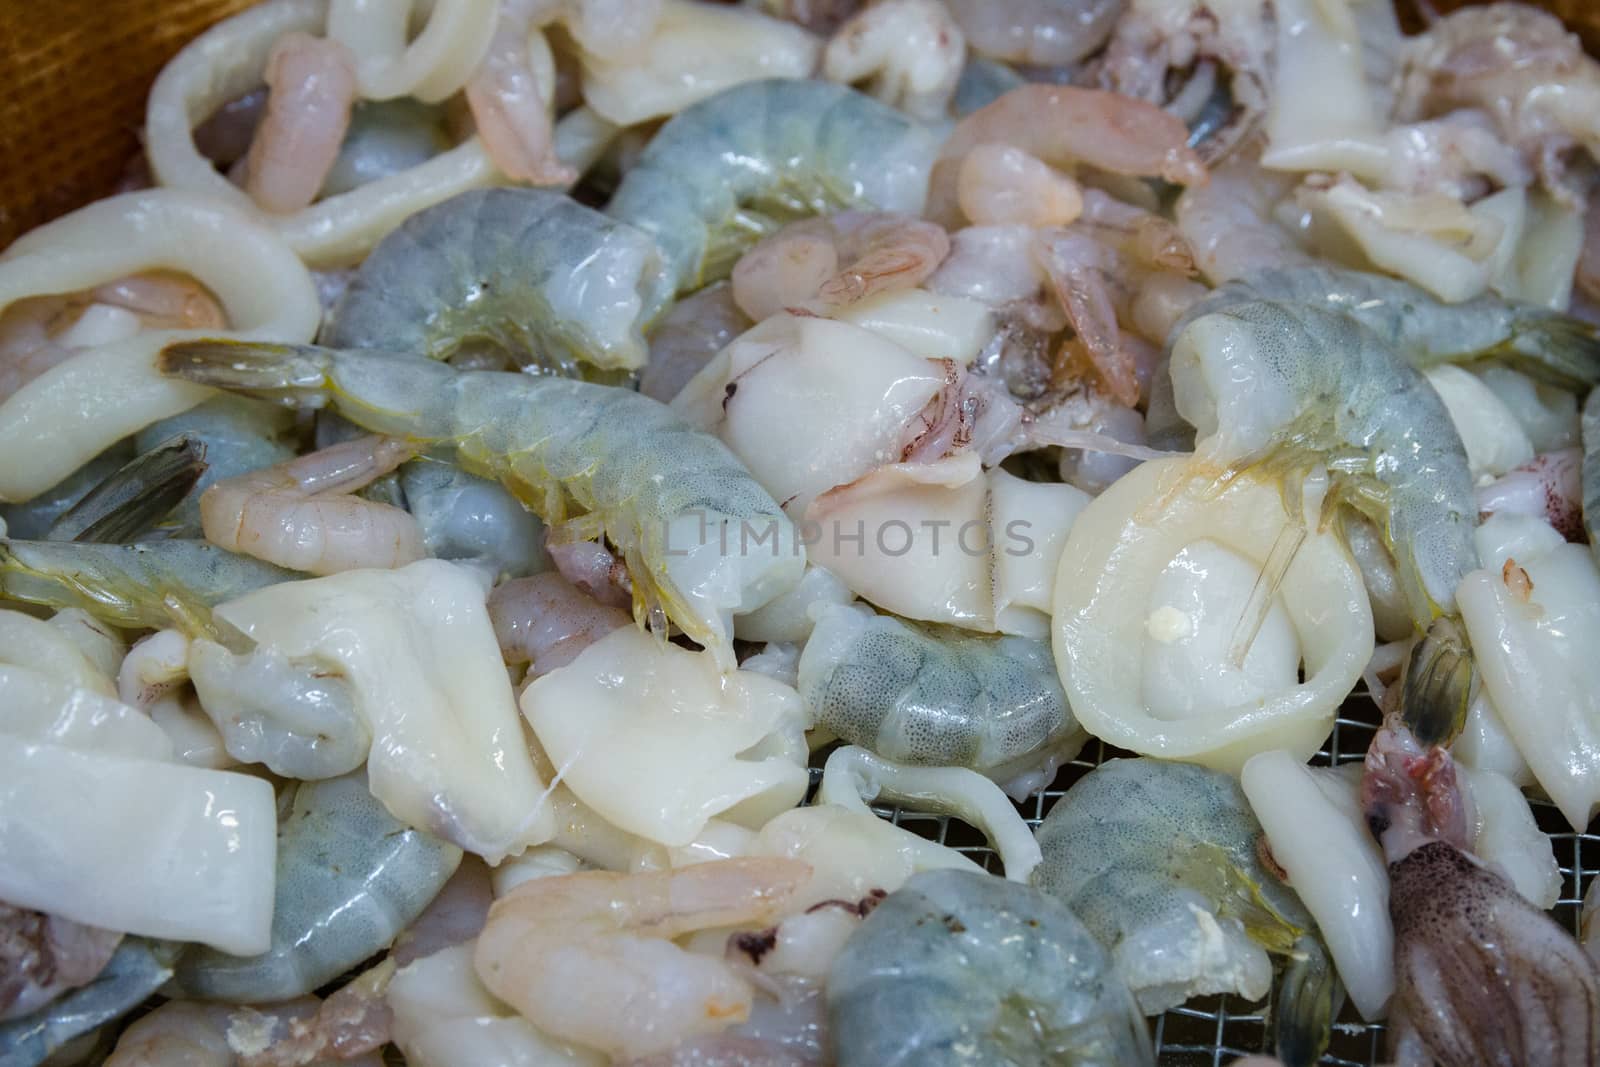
[1388,840,1600,1067]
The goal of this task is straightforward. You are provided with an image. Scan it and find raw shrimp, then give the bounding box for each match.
[160,341,805,671]
[955,144,1085,228]
[924,84,1208,227]
[398,457,548,581]
[241,32,359,214]
[324,187,669,376]
[0,446,131,541]
[0,939,179,1067]
[135,396,297,539]
[822,0,965,123]
[488,571,630,678]
[0,904,121,1023]
[1394,2,1600,206]
[729,212,950,322]
[1174,153,1308,286]
[1034,759,1336,1063]
[607,79,941,299]
[1168,298,1479,742]
[473,858,811,1060]
[1362,715,1600,1065]
[641,283,751,405]
[826,868,1153,1067]
[175,771,461,1003]
[1585,389,1600,562]
[45,435,207,543]
[1087,0,1275,165]
[1196,264,1600,392]
[465,1,574,186]
[0,539,296,630]
[796,604,1081,790]
[90,273,229,331]
[945,0,1123,67]
[199,434,425,576]
[104,992,389,1067]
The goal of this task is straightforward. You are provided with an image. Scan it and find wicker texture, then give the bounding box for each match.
[0,0,256,248]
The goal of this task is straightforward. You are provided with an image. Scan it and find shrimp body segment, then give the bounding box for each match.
[325,188,671,376]
[607,79,942,301]
[473,859,811,1060]
[827,869,1154,1067]
[160,341,806,670]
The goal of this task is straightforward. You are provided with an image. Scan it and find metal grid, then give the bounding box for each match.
[842,686,1600,1066]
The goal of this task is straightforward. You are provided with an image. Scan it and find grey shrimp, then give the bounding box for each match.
[160,340,804,671]
[1194,264,1600,392]
[796,604,1081,794]
[324,187,671,377]
[607,79,941,302]
[1168,298,1480,742]
[827,869,1153,1067]
[1034,758,1337,1066]
[174,771,461,1003]
[0,939,179,1067]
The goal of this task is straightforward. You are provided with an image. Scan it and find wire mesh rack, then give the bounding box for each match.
[837,685,1600,1067]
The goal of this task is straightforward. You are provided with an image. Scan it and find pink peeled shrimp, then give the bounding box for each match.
[465,0,575,186]
[924,84,1208,226]
[90,272,228,331]
[198,434,425,576]
[487,571,631,679]
[241,32,359,215]
[729,212,951,322]
[0,296,79,404]
[955,144,1085,228]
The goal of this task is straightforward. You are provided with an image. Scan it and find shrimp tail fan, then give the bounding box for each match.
[159,339,334,403]
[1272,935,1340,1067]
[47,435,208,543]
[1399,615,1473,747]
[1493,311,1600,392]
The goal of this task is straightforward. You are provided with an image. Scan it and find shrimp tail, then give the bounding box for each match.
[1490,310,1600,392]
[47,435,208,543]
[1272,935,1340,1067]
[1399,615,1473,747]
[158,339,334,405]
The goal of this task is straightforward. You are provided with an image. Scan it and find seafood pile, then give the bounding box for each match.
[7,0,1600,1064]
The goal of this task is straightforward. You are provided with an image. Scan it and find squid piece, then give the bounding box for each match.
[1457,511,1600,830]
[806,455,1091,637]
[521,626,810,847]
[0,739,274,954]
[1053,457,1372,772]
[198,558,554,861]
[577,1,819,126]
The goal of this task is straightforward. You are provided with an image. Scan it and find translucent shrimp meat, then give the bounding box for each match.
[728,212,951,323]
[807,457,1093,637]
[924,84,1208,228]
[607,79,940,298]
[577,1,820,127]
[946,0,1123,67]
[1033,757,1331,1047]
[160,340,805,672]
[199,434,425,576]
[827,869,1153,1067]
[175,771,461,1003]
[324,187,670,376]
[641,282,751,406]
[1053,457,1372,771]
[0,191,319,502]
[397,457,548,582]
[387,943,604,1067]
[520,625,809,847]
[1457,510,1600,830]
[0,738,274,954]
[822,0,964,123]
[240,32,359,215]
[147,0,502,266]
[488,571,630,680]
[200,558,554,860]
[464,3,572,187]
[797,603,1082,793]
[955,145,1085,229]
[473,859,811,1060]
